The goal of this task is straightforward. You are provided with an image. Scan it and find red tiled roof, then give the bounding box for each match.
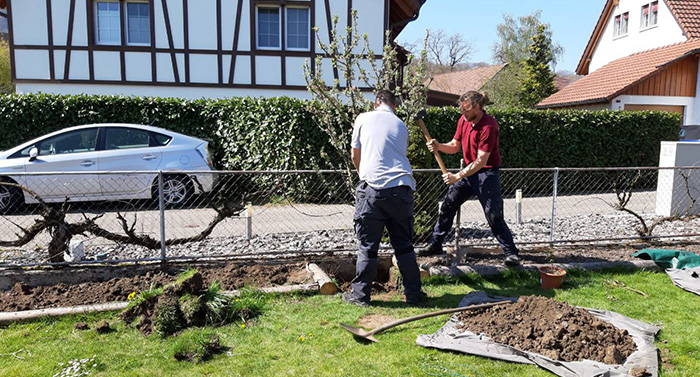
[666,0,700,38]
[538,39,700,108]
[425,64,506,96]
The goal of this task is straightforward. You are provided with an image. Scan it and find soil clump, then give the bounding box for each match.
[0,263,312,312]
[456,295,637,363]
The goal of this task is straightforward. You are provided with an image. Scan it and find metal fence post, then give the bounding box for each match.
[245,202,253,239]
[158,171,166,261]
[515,189,522,225]
[550,168,559,242]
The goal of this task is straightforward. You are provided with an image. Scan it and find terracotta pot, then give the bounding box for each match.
[538,266,567,289]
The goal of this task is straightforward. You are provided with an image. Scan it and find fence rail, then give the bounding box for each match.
[1,166,699,267]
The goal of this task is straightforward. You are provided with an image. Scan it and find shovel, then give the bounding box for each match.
[339,300,512,342]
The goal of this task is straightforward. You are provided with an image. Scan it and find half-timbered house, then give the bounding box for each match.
[4,0,425,99]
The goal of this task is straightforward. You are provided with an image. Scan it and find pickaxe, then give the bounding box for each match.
[414,109,447,174]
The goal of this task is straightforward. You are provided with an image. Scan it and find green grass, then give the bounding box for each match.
[0,269,697,376]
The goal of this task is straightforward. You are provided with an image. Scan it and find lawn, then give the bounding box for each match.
[0,268,697,376]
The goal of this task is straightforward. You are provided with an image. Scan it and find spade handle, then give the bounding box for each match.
[367,300,512,336]
[416,118,448,175]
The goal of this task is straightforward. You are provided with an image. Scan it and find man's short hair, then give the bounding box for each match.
[375,90,396,107]
[459,91,490,109]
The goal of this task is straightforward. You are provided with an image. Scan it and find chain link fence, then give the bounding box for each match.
[1,166,699,267]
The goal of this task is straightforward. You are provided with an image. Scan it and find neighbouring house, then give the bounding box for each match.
[537,0,700,125]
[3,0,425,100]
[425,64,506,106]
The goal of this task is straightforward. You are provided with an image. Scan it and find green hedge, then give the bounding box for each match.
[0,94,681,170]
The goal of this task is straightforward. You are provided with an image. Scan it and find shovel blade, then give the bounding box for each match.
[339,323,378,342]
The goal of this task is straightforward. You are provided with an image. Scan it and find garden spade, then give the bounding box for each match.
[414,109,448,175]
[339,300,511,343]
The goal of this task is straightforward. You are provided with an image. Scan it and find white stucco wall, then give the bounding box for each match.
[15,83,386,102]
[611,94,695,125]
[589,0,686,73]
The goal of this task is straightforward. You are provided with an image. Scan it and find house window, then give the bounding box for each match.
[256,5,310,51]
[96,1,121,45]
[126,2,150,45]
[614,12,629,38]
[641,1,659,29]
[257,7,281,49]
[286,7,310,51]
[94,0,151,46]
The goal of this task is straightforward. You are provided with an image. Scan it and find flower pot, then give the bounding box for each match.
[538,266,566,289]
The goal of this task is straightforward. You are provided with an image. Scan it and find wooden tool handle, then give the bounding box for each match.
[367,300,513,336]
[417,118,448,175]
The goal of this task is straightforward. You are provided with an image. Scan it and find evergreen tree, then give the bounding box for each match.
[519,25,557,108]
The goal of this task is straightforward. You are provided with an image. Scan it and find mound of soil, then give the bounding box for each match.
[0,263,313,312]
[456,296,637,363]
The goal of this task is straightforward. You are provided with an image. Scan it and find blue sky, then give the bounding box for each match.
[397,0,608,73]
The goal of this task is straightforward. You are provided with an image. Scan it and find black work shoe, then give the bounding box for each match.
[504,254,521,267]
[406,291,428,306]
[417,243,445,257]
[342,292,369,307]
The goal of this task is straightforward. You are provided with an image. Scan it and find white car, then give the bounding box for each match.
[0,123,214,212]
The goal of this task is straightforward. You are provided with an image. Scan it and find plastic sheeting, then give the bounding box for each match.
[416,292,661,377]
[633,249,700,296]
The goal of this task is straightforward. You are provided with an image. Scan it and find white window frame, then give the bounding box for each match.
[125,0,151,46]
[640,1,659,31]
[613,11,629,39]
[94,0,121,45]
[285,6,310,52]
[256,5,282,50]
[94,0,152,46]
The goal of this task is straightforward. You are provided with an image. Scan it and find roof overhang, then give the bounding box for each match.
[576,0,616,75]
[389,0,426,39]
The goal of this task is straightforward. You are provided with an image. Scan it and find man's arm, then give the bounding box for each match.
[427,139,461,154]
[351,148,361,173]
[442,149,491,185]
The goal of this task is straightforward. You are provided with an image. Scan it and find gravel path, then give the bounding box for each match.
[2,212,699,266]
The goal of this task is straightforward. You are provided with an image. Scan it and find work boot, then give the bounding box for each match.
[417,243,445,257]
[504,254,521,267]
[405,290,428,306]
[342,292,369,307]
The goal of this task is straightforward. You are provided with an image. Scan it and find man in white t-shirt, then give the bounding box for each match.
[342,90,426,307]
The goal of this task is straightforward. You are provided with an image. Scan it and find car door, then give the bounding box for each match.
[98,127,163,198]
[24,128,100,201]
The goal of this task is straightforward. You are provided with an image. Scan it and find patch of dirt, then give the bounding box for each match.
[0,263,313,312]
[456,296,637,363]
[445,242,700,266]
[357,314,396,329]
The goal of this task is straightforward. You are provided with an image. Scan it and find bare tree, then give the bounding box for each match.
[405,29,472,75]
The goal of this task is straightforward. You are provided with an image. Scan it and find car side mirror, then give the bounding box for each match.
[28,147,38,161]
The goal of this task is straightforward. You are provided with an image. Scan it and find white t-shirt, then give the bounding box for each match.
[351,105,416,190]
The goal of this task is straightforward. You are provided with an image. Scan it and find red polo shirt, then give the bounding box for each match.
[453,112,502,167]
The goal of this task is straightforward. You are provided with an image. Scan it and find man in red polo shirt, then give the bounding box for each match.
[418,91,520,266]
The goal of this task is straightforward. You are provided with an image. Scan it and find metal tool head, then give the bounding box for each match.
[339,323,378,343]
[413,109,427,122]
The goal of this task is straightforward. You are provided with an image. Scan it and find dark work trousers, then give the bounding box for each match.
[430,168,519,256]
[350,182,422,304]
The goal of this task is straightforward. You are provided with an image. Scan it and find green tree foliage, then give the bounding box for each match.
[489,11,563,107]
[0,40,14,94]
[519,25,557,108]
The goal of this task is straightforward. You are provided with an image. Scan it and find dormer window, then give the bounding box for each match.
[641,1,659,29]
[614,12,629,38]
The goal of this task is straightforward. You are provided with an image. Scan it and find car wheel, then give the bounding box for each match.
[0,181,23,214]
[160,175,193,207]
